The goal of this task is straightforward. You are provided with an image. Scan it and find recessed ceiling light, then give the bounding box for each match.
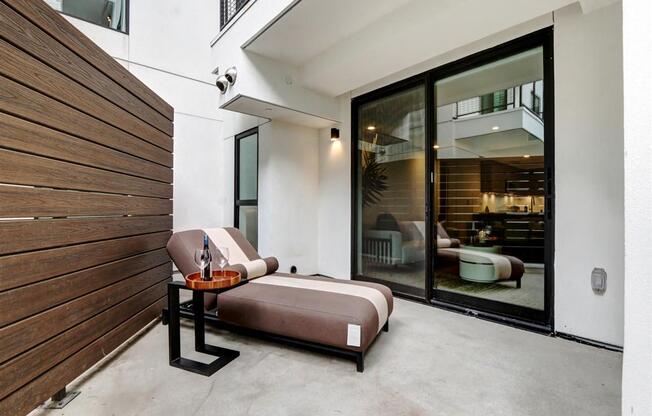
[367,126,376,131]
[492,126,500,131]
[523,154,531,158]
[433,145,440,150]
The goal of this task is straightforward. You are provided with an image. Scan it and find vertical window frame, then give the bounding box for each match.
[234,127,259,244]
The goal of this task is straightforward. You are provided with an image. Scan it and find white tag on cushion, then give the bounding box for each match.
[347,324,361,347]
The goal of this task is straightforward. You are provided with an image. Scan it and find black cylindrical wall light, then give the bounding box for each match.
[330,128,340,142]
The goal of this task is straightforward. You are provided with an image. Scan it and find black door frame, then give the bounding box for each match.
[234,127,259,230]
[351,27,554,330]
[351,74,429,300]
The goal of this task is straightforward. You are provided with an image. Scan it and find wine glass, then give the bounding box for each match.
[194,248,212,280]
[216,247,229,276]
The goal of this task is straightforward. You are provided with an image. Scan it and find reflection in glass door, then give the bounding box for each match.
[353,84,427,297]
[433,44,550,321]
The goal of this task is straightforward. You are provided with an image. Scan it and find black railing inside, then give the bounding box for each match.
[454,81,543,120]
[220,0,250,30]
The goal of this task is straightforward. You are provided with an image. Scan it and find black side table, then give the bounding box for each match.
[167,280,240,376]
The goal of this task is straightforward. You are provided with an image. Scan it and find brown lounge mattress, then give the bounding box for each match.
[167,228,393,353]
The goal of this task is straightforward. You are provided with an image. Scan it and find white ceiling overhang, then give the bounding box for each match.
[222,94,338,128]
[243,0,618,97]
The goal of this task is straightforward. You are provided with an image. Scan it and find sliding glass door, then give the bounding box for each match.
[432,40,552,324]
[353,82,427,297]
[353,29,553,326]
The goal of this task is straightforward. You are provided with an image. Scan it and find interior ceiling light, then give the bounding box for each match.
[367,126,376,131]
[433,145,440,150]
[523,154,531,158]
[491,126,500,131]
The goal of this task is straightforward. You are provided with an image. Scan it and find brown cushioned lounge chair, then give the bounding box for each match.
[165,227,393,372]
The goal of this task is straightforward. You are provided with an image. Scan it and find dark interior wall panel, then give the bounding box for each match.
[0,2,174,414]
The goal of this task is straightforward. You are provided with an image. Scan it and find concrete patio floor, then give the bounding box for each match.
[30,298,621,416]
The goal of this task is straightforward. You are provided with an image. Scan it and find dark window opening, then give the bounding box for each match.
[46,0,128,33]
[220,0,250,30]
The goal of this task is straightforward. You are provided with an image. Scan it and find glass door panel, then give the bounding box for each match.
[354,85,426,297]
[235,129,258,249]
[433,47,547,315]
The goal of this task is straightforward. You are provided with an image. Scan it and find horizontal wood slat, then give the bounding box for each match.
[0,3,173,413]
[6,0,174,121]
[0,113,172,183]
[0,185,172,219]
[0,248,169,327]
[0,215,172,256]
[0,1,174,128]
[0,280,168,400]
[0,149,172,198]
[0,38,172,151]
[0,263,171,365]
[0,297,166,416]
[0,74,172,167]
[0,231,171,292]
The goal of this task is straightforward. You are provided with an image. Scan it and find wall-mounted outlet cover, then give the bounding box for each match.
[591,268,607,294]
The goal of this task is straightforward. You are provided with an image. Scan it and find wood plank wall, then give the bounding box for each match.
[0,2,174,414]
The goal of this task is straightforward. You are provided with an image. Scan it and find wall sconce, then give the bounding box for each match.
[330,128,340,142]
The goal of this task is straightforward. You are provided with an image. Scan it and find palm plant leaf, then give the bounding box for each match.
[361,150,389,207]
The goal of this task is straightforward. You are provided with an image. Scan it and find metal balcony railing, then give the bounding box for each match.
[454,80,543,120]
[220,0,250,30]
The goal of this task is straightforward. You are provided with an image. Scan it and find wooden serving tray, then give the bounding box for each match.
[185,270,241,290]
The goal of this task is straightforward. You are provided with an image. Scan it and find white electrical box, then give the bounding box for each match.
[591,268,607,293]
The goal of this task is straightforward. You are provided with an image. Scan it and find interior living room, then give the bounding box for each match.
[0,0,650,415]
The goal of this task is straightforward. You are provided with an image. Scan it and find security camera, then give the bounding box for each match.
[224,66,237,85]
[216,75,229,94]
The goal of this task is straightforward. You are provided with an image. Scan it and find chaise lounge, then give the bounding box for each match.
[436,223,525,287]
[165,228,393,372]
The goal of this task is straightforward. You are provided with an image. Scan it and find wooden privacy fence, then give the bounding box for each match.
[0,1,174,414]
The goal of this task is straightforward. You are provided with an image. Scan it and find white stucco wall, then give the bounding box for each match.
[63,0,227,233]
[210,0,339,122]
[315,3,625,346]
[67,0,624,348]
[554,2,624,346]
[622,0,652,413]
[317,95,352,278]
[258,121,321,275]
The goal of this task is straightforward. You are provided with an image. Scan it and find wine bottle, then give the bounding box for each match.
[201,234,212,280]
